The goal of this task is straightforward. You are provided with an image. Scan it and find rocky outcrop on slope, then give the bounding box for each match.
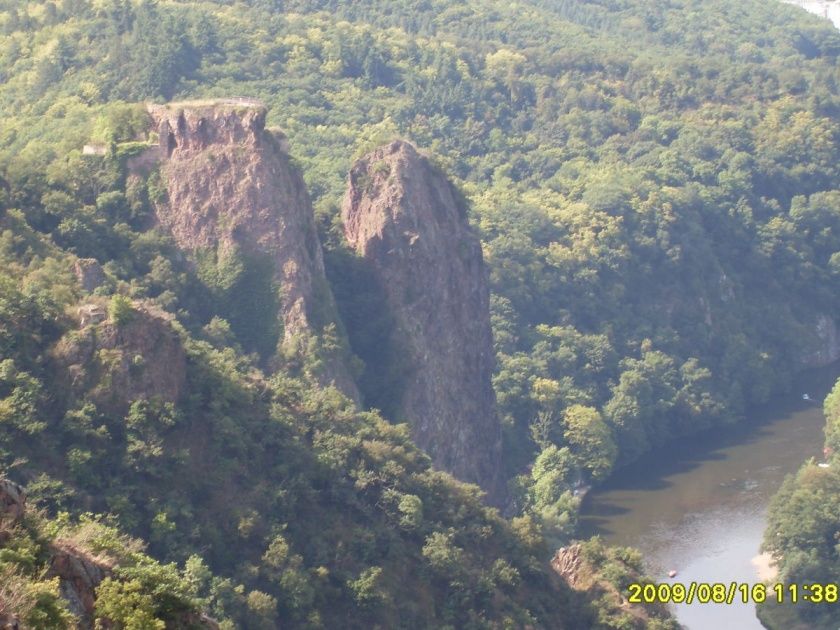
[0,478,111,629]
[73,259,106,293]
[47,542,219,630]
[800,314,840,368]
[146,101,357,398]
[551,543,678,629]
[0,478,220,630]
[341,140,502,501]
[52,300,186,414]
[551,544,586,588]
[0,479,25,527]
[47,541,112,628]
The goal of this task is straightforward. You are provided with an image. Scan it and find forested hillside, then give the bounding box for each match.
[0,210,674,627]
[1,0,839,626]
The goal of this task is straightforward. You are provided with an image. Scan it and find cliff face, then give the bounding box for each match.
[342,141,502,501]
[800,314,840,368]
[551,544,677,629]
[47,541,111,628]
[147,102,357,397]
[0,479,110,629]
[52,300,186,414]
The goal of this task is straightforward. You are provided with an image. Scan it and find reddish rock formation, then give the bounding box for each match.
[146,101,357,398]
[52,300,186,414]
[0,477,219,630]
[342,140,502,501]
[551,543,676,628]
[0,479,25,526]
[73,259,106,293]
[47,541,111,628]
[551,544,585,589]
[0,479,109,628]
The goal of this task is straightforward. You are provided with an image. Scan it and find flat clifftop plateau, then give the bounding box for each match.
[148,100,269,158]
[146,102,358,398]
[341,140,503,502]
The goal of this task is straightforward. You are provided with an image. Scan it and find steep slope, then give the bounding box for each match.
[148,101,358,397]
[0,478,220,629]
[551,540,678,630]
[0,209,609,630]
[3,0,840,487]
[342,140,503,501]
[52,299,185,415]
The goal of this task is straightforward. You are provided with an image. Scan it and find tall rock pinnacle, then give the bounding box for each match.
[147,101,357,399]
[342,140,503,502]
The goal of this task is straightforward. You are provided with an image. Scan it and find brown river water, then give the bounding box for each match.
[579,363,840,629]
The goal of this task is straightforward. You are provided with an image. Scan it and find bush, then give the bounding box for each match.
[108,295,135,326]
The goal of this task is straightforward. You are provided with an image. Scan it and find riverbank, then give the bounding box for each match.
[751,552,778,582]
[579,362,840,629]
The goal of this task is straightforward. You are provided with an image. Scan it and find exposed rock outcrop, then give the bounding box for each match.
[0,478,220,630]
[0,479,110,629]
[0,479,25,526]
[551,544,585,589]
[146,101,357,398]
[73,259,106,293]
[800,314,840,368]
[47,541,111,628]
[551,543,677,629]
[46,540,220,630]
[52,300,186,414]
[342,140,502,501]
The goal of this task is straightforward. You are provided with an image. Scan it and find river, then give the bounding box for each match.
[579,364,840,629]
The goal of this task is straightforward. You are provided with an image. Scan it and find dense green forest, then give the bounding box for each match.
[0,214,675,627]
[0,487,220,629]
[1,0,840,626]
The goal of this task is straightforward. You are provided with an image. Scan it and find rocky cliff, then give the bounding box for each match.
[47,541,111,628]
[551,543,677,629]
[52,299,186,414]
[341,140,502,501]
[147,101,357,398]
[799,314,840,368]
[0,479,110,629]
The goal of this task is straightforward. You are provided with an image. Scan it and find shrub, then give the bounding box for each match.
[108,296,134,326]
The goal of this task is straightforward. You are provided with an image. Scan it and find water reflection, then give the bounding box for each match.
[579,365,840,629]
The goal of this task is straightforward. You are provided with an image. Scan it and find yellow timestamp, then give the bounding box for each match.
[627,582,839,605]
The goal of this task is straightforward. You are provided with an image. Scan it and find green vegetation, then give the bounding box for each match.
[0,213,605,627]
[195,247,282,357]
[574,537,677,630]
[108,294,135,325]
[760,381,840,629]
[1,0,840,626]
[0,506,221,629]
[3,0,840,471]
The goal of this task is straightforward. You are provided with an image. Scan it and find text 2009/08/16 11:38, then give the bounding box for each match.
[628,582,839,605]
